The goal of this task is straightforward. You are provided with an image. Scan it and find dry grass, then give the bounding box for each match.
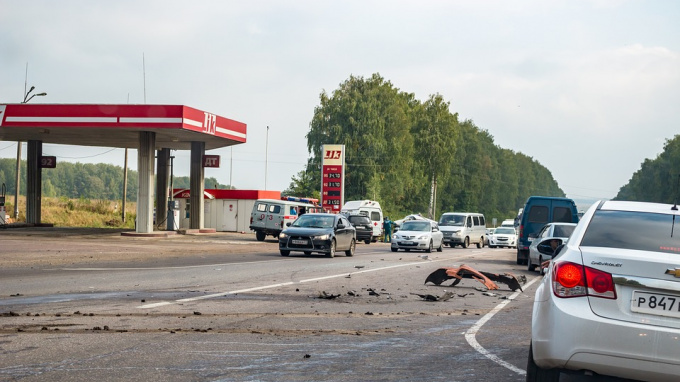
[3,196,136,228]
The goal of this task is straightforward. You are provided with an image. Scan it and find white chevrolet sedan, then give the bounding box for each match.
[527,200,680,381]
[488,226,517,248]
[391,220,443,253]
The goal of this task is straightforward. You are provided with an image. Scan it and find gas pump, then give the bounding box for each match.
[0,183,6,225]
[167,199,179,230]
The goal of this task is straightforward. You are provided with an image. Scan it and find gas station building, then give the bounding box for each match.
[0,103,247,234]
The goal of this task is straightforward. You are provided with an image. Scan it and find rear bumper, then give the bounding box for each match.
[532,282,680,380]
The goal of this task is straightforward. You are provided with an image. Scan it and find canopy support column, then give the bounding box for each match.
[136,132,155,233]
[190,141,205,229]
[26,140,42,224]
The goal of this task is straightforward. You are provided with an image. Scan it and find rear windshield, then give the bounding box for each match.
[580,210,680,253]
[553,225,575,237]
[528,206,549,224]
[495,227,515,235]
[348,216,370,225]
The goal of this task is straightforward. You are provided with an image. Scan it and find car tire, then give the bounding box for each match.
[426,240,433,253]
[489,245,495,248]
[345,239,355,257]
[462,237,469,248]
[256,231,266,241]
[526,343,560,382]
[280,250,290,256]
[391,247,398,252]
[436,241,443,252]
[364,239,371,245]
[326,240,336,258]
[527,255,536,272]
[476,237,483,248]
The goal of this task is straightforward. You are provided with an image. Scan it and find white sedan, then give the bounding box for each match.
[526,222,577,272]
[391,220,443,253]
[527,200,680,381]
[487,227,517,248]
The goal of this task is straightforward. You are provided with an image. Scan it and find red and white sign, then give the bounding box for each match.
[321,144,345,211]
[203,155,220,168]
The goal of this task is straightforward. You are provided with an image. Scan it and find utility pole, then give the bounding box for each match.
[16,63,47,221]
[265,126,269,190]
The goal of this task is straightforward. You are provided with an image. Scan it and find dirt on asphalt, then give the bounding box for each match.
[0,226,274,268]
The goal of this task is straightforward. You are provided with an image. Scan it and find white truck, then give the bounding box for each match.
[340,200,383,242]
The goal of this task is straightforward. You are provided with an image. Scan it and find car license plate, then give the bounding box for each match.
[291,239,308,245]
[401,241,413,245]
[631,291,680,319]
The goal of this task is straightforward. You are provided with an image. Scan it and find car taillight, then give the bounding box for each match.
[519,225,523,239]
[552,261,616,299]
[250,217,253,224]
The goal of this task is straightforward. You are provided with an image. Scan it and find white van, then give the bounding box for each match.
[340,200,383,242]
[249,198,322,241]
[438,212,487,248]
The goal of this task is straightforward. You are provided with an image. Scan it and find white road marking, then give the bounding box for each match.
[464,275,542,375]
[137,251,485,308]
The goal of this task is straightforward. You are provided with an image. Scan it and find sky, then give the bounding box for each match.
[1,0,679,202]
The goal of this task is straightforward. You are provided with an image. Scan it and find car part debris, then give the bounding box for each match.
[318,291,341,299]
[410,291,454,301]
[424,264,525,291]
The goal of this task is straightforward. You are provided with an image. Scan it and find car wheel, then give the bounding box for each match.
[426,240,433,253]
[526,343,560,382]
[391,247,398,252]
[489,245,495,248]
[255,231,266,241]
[280,250,290,256]
[462,237,469,248]
[364,239,371,245]
[326,240,336,258]
[527,255,536,272]
[476,237,483,248]
[436,241,443,252]
[345,239,355,257]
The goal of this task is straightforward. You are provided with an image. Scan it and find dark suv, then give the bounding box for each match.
[346,214,373,244]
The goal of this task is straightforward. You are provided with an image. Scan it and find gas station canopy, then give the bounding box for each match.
[0,104,246,150]
[0,103,247,234]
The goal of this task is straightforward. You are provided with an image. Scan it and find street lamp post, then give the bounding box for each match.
[15,85,47,220]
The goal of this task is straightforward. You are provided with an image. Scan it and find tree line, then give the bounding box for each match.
[0,158,230,202]
[284,73,565,220]
[614,134,680,203]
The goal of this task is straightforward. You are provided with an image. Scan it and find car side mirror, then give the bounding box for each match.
[286,222,292,227]
[337,222,345,229]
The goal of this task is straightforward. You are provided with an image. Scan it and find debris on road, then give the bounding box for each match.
[317,291,341,299]
[424,264,525,291]
[410,291,454,301]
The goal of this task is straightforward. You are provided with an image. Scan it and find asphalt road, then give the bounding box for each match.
[0,228,633,381]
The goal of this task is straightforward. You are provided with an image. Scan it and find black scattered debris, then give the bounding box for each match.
[354,265,365,269]
[141,299,146,303]
[304,354,311,359]
[193,311,202,315]
[347,290,359,296]
[318,291,341,299]
[410,291,455,302]
[9,294,23,297]
[365,311,374,315]
[367,288,380,296]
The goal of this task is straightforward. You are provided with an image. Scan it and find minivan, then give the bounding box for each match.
[438,212,487,248]
[250,198,322,241]
[516,196,579,265]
